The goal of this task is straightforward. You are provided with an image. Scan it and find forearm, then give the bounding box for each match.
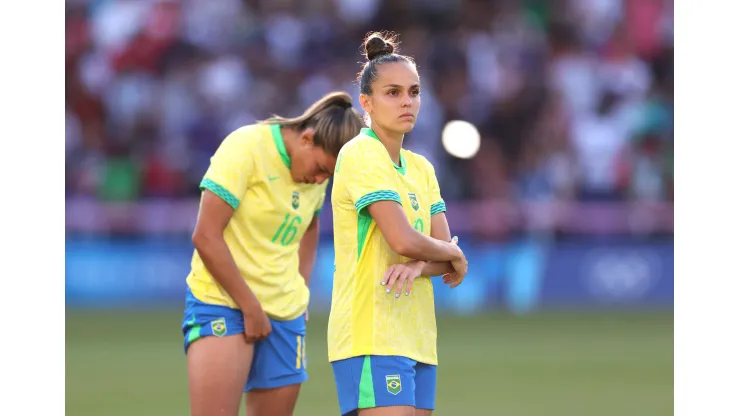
[399,231,460,262]
[419,260,455,277]
[194,234,259,311]
[298,222,320,286]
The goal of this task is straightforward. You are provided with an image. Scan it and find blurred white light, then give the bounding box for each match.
[441,120,481,159]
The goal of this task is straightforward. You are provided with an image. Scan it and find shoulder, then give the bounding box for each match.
[402,149,436,176]
[220,124,270,152]
[339,134,388,162]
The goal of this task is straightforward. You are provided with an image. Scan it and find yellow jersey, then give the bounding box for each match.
[186,123,327,320]
[328,128,447,365]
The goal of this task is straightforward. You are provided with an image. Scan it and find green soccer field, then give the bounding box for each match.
[66,309,673,416]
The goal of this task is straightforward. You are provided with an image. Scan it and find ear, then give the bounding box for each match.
[359,94,372,115]
[300,128,315,146]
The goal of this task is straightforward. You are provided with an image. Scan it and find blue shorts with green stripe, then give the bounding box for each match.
[181,288,308,392]
[331,355,437,416]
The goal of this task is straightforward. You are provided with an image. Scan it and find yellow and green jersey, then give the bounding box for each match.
[186,124,326,320]
[328,128,447,365]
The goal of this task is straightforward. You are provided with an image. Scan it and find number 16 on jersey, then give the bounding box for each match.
[272,214,303,246]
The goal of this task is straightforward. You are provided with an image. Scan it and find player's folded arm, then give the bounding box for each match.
[363,198,416,256]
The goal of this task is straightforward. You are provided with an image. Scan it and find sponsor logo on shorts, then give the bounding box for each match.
[211,317,227,337]
[386,374,402,395]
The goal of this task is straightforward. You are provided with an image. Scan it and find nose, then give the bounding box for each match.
[315,173,330,185]
[402,93,412,107]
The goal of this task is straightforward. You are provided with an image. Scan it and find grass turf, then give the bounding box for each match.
[66,309,673,415]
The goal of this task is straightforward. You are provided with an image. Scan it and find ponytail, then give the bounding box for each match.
[262,92,365,157]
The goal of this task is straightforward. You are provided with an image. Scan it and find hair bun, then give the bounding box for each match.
[364,33,396,61]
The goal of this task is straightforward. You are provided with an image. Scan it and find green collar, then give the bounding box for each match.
[361,127,406,175]
[270,124,292,169]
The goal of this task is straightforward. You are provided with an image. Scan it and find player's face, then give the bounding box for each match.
[362,61,421,134]
[291,131,337,185]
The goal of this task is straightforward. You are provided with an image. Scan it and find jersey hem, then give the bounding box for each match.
[186,281,309,321]
[328,351,438,366]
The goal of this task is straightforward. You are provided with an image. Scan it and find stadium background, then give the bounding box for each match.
[65,0,674,414]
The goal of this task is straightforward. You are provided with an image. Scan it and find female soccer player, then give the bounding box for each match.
[182,91,364,416]
[329,33,469,416]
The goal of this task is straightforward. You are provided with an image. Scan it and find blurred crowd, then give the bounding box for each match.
[66,0,674,205]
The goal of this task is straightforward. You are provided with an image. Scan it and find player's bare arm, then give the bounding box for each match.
[298,215,320,287]
[368,200,463,262]
[298,214,320,321]
[383,213,467,295]
[192,190,272,342]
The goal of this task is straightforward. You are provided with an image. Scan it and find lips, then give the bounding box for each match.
[400,113,414,119]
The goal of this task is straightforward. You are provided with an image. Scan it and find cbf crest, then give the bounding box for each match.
[292,191,300,210]
[386,374,402,395]
[211,317,227,337]
[408,193,419,211]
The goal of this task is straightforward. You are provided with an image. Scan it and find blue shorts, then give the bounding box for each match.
[181,288,308,392]
[331,355,437,416]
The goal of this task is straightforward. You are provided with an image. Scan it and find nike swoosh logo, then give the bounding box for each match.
[268,176,279,181]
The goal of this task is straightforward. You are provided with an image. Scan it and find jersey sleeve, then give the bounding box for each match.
[199,129,255,210]
[338,142,401,213]
[426,160,446,216]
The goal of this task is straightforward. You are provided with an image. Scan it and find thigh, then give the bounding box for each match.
[244,315,308,393]
[413,363,437,413]
[332,355,417,416]
[187,335,254,416]
[183,290,253,416]
[358,407,415,416]
[245,383,302,416]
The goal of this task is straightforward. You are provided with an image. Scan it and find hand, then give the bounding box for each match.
[381,260,425,297]
[242,301,272,343]
[446,236,467,288]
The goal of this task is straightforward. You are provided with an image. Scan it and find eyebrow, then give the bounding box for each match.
[382,84,420,89]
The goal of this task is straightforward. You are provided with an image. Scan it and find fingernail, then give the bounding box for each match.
[395,293,400,298]
[405,292,409,296]
[386,288,391,293]
[380,281,386,286]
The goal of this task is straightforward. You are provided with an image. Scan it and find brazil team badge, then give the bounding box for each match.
[292,191,300,210]
[408,193,419,211]
[211,318,227,337]
[386,374,402,395]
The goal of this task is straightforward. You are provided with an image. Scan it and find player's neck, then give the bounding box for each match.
[373,127,404,166]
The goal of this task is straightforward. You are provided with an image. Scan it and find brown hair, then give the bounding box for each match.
[358,32,416,95]
[262,92,365,157]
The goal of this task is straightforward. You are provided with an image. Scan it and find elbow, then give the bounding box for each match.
[192,228,219,252]
[388,231,418,259]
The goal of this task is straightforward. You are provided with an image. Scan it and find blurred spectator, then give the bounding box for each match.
[65,0,674,220]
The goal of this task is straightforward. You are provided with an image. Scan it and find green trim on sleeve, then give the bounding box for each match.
[354,190,402,213]
[430,200,447,216]
[200,178,240,210]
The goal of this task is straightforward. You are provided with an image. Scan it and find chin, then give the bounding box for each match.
[397,122,416,134]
